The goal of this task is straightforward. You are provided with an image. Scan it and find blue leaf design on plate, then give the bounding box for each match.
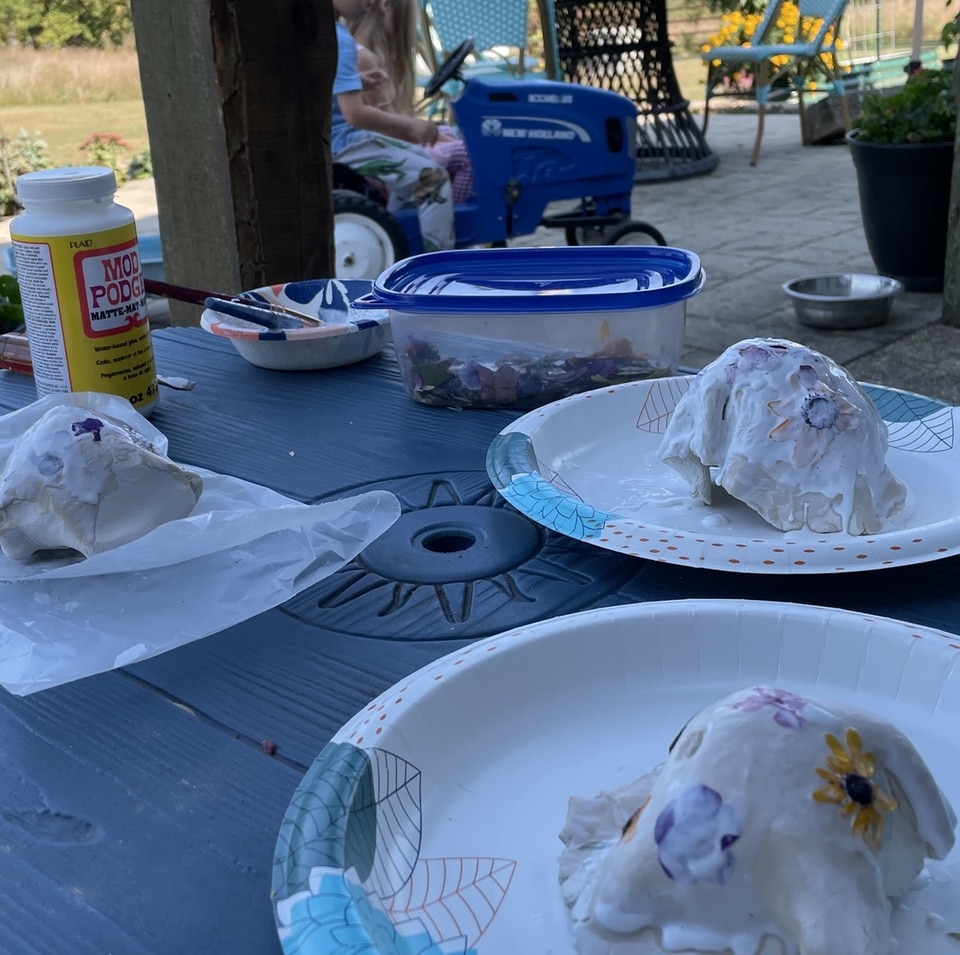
[278,867,455,955]
[273,745,422,908]
[500,472,612,540]
[364,749,423,901]
[485,431,540,491]
[885,407,955,452]
[273,743,375,897]
[864,384,948,422]
[863,384,955,452]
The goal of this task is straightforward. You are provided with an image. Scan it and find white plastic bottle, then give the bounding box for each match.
[10,165,159,415]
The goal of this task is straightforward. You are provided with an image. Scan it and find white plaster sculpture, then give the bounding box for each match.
[658,338,907,534]
[559,686,956,955]
[0,404,203,559]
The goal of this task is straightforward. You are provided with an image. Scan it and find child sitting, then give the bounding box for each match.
[331,0,455,252]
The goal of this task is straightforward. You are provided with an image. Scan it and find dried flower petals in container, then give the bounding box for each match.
[352,246,705,410]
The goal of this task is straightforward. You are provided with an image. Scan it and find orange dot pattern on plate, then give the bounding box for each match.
[586,516,950,574]
[342,609,960,745]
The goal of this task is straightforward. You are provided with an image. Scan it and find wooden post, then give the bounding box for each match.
[944,60,960,328]
[130,0,336,325]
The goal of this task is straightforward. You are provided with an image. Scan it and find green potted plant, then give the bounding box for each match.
[845,68,956,292]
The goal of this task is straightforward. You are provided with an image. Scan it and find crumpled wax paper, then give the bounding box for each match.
[0,392,401,695]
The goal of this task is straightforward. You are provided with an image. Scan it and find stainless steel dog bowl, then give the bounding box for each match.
[782,273,904,329]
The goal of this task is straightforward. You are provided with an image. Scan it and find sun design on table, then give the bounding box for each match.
[768,364,861,467]
[288,473,635,635]
[812,727,898,850]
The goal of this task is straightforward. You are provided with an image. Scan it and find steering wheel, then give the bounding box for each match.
[423,37,476,99]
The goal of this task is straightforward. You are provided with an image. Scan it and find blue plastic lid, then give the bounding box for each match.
[353,246,704,313]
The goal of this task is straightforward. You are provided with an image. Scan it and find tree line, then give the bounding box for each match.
[0,0,133,48]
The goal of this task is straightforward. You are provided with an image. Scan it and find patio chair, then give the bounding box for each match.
[418,0,559,80]
[700,0,851,165]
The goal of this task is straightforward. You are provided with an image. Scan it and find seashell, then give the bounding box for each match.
[0,404,203,560]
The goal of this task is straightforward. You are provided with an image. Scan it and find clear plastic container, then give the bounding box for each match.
[10,166,159,415]
[354,246,705,409]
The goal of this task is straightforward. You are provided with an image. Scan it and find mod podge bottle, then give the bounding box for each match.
[10,166,159,415]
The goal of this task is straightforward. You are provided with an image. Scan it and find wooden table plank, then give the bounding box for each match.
[0,671,299,953]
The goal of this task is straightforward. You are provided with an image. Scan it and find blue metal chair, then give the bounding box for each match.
[700,0,851,164]
[418,0,560,80]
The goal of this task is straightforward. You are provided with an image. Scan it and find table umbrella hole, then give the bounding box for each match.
[358,505,542,584]
[418,529,476,553]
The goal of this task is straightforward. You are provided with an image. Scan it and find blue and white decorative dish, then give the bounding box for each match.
[201,279,390,371]
[271,599,960,954]
[486,376,958,573]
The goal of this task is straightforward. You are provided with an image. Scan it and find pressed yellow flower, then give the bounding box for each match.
[812,728,898,851]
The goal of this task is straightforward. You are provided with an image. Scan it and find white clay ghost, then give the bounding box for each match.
[658,338,907,534]
[558,686,956,955]
[0,404,203,560]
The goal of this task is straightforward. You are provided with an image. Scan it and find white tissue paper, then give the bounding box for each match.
[0,392,401,695]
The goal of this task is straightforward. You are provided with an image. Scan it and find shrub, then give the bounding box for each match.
[79,131,132,184]
[0,129,55,216]
[854,69,957,144]
[0,275,23,333]
[126,149,152,180]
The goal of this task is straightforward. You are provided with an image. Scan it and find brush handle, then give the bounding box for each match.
[201,297,303,330]
[144,277,227,306]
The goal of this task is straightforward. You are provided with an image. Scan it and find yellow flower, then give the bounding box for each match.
[812,728,898,851]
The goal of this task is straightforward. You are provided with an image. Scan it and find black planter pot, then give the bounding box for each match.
[846,130,954,293]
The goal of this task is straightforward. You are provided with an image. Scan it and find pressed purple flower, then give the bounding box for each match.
[733,686,809,729]
[584,357,619,380]
[797,363,820,389]
[653,784,741,885]
[738,343,772,366]
[71,417,104,442]
[461,359,484,391]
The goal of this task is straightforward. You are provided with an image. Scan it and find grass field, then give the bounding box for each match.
[0,46,147,168]
[0,101,149,168]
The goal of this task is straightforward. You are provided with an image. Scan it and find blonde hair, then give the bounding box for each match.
[349,0,418,116]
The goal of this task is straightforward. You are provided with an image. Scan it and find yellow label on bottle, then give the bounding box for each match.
[10,222,159,412]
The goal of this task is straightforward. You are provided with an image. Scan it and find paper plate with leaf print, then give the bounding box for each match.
[270,599,960,955]
[486,376,959,573]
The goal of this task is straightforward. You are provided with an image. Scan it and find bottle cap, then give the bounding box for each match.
[16,166,117,203]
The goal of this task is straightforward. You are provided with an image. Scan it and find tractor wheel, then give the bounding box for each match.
[333,190,409,280]
[564,224,609,246]
[602,221,667,246]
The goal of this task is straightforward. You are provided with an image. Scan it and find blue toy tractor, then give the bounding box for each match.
[332,39,666,279]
